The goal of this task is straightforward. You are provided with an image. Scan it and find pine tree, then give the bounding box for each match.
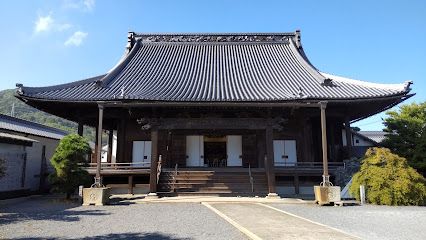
[49,134,91,199]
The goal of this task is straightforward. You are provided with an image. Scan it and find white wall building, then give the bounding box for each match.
[0,114,67,199]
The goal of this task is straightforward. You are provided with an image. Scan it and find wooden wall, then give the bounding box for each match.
[115,116,346,166]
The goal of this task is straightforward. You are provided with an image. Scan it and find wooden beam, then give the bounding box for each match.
[21,153,27,188]
[265,126,276,194]
[320,101,330,185]
[256,130,265,168]
[128,175,134,195]
[148,118,284,130]
[345,118,353,158]
[93,124,99,164]
[103,101,322,108]
[107,129,113,163]
[117,114,126,163]
[77,121,83,136]
[149,129,159,193]
[294,174,300,195]
[95,104,104,186]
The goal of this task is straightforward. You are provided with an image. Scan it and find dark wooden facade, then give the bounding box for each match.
[77,102,355,196]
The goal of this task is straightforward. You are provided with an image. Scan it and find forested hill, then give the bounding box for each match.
[0,89,95,140]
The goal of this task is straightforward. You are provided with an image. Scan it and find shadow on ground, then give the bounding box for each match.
[0,197,109,225]
[11,232,187,240]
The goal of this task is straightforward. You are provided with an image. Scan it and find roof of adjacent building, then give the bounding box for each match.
[358,131,387,143]
[0,114,68,140]
[16,31,412,103]
[0,132,38,143]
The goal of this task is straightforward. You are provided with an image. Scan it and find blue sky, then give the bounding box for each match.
[0,0,425,130]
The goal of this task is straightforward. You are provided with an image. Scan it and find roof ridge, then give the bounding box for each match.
[134,33,296,44]
[133,32,297,37]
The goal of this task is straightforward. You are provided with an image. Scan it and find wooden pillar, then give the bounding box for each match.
[95,104,104,187]
[294,174,300,195]
[93,123,99,163]
[148,128,159,197]
[345,117,353,158]
[128,175,134,195]
[265,126,278,198]
[107,129,113,163]
[77,121,84,136]
[320,101,330,185]
[329,121,335,161]
[117,115,126,163]
[256,130,265,168]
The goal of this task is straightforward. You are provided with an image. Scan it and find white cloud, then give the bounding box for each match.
[83,0,95,11]
[64,31,88,46]
[34,15,54,33]
[57,23,72,31]
[63,0,96,11]
[34,14,72,34]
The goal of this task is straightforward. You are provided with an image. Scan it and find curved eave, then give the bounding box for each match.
[320,72,412,93]
[16,91,412,105]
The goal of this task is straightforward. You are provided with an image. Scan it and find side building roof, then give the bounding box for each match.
[358,131,387,144]
[16,31,412,103]
[0,114,68,140]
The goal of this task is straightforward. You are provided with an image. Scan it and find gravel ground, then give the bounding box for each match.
[269,203,426,240]
[0,197,247,240]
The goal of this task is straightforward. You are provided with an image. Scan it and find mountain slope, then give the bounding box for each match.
[0,89,95,140]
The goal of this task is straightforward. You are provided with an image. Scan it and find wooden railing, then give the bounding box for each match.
[156,155,162,184]
[248,164,254,193]
[274,162,344,169]
[172,163,178,192]
[82,162,151,171]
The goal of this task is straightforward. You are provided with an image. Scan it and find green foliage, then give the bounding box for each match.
[349,147,426,206]
[0,89,96,141]
[0,158,5,179]
[49,134,92,198]
[382,102,426,174]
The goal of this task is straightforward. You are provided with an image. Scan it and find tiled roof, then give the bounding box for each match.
[0,132,38,143]
[358,131,387,143]
[0,114,68,140]
[16,32,412,103]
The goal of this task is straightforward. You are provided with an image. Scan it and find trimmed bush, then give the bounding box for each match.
[349,147,426,206]
[49,134,92,199]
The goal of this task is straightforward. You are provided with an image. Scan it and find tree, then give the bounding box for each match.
[382,102,426,174]
[349,147,426,206]
[49,134,92,199]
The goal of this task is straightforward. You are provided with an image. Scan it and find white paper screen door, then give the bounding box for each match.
[273,140,297,166]
[186,135,204,167]
[227,135,242,166]
[132,141,152,167]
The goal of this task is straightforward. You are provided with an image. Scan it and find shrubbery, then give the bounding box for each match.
[350,147,426,206]
[49,134,92,199]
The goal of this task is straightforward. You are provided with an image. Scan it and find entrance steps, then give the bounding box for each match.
[158,170,268,196]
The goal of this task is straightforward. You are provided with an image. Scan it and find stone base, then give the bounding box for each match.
[265,193,280,199]
[145,192,159,199]
[314,185,341,206]
[82,187,111,206]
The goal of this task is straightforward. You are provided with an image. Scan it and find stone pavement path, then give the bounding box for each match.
[204,202,358,240]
